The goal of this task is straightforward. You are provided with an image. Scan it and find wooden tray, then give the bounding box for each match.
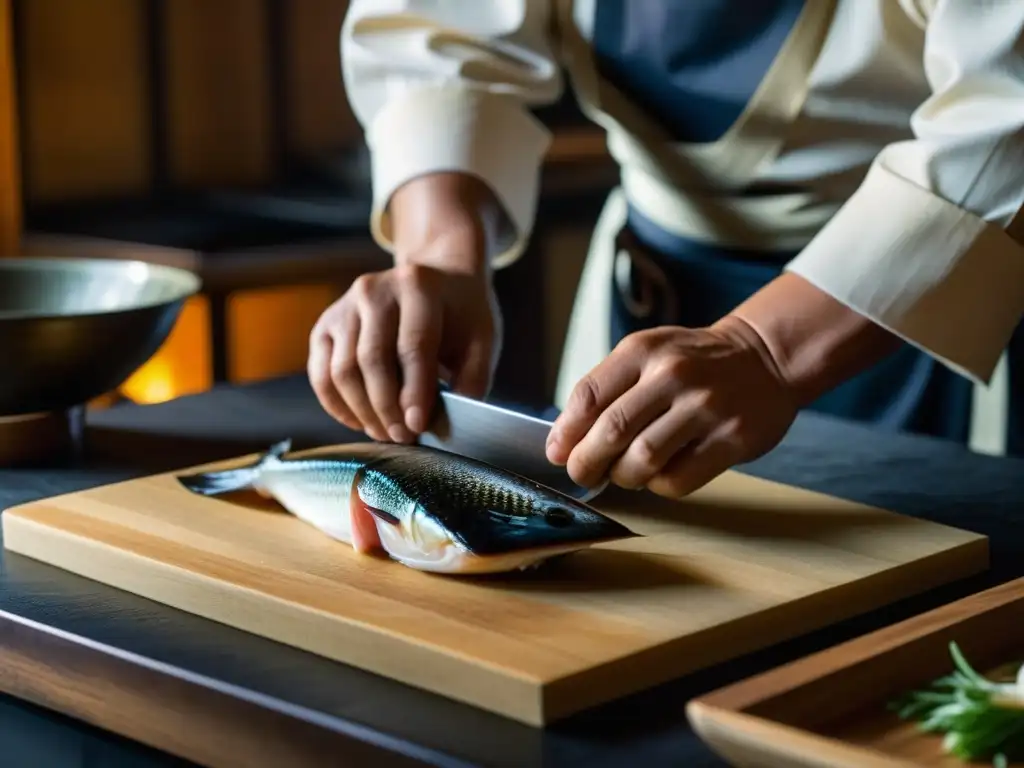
[688,576,1024,767]
[2,445,989,727]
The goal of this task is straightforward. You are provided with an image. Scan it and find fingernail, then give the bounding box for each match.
[406,407,425,433]
[388,424,409,443]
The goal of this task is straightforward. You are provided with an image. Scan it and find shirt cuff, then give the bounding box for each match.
[365,84,552,269]
[784,158,1024,384]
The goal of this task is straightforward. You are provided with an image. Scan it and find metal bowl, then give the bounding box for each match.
[0,257,201,416]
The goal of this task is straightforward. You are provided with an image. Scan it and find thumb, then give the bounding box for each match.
[451,335,494,399]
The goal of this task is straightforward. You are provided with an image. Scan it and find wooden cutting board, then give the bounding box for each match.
[1,445,989,726]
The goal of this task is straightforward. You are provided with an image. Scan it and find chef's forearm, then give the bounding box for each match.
[389,172,505,275]
[716,272,904,407]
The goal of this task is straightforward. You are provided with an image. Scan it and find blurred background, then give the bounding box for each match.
[0,0,619,413]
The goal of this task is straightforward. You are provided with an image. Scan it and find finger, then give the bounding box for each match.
[331,318,388,442]
[608,396,713,490]
[646,426,743,499]
[356,301,411,443]
[452,333,493,399]
[396,281,442,435]
[308,332,360,431]
[547,346,643,465]
[564,381,672,490]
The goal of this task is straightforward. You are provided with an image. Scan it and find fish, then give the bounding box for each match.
[175,438,638,575]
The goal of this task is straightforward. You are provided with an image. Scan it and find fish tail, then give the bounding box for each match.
[177,438,292,496]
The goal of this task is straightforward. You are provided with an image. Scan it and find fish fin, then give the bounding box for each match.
[176,438,292,497]
[263,438,292,462]
[177,466,259,496]
[349,465,400,526]
[361,502,400,526]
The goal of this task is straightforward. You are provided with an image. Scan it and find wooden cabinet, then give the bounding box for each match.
[0,0,616,407]
[0,0,19,256]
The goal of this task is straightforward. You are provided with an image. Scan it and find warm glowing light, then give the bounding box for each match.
[115,285,338,404]
[121,358,177,404]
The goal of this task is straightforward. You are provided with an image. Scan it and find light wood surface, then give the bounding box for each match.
[2,445,989,726]
[688,576,1024,766]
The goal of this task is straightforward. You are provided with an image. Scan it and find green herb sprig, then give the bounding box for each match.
[889,642,1024,768]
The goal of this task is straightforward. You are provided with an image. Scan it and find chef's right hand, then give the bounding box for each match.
[307,174,503,445]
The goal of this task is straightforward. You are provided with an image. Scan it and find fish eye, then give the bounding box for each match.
[544,507,573,527]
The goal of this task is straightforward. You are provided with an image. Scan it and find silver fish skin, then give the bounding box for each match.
[176,438,638,575]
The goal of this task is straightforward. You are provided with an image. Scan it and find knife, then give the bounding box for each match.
[417,387,609,503]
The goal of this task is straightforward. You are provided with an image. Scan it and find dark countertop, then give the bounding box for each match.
[1,375,1022,767]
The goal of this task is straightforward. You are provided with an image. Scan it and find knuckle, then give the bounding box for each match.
[396,327,434,359]
[396,343,427,368]
[569,451,600,479]
[394,262,428,287]
[608,464,637,490]
[570,375,602,415]
[350,273,376,300]
[689,388,715,413]
[308,366,332,395]
[722,416,755,453]
[617,332,650,357]
[722,414,744,435]
[330,355,360,385]
[654,356,689,384]
[630,435,658,469]
[356,344,388,371]
[602,406,630,444]
[315,301,355,335]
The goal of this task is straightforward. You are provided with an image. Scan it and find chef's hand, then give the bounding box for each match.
[308,173,503,447]
[308,258,499,445]
[545,317,799,499]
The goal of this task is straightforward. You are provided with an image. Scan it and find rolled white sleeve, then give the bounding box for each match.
[341,0,564,268]
[785,1,1024,384]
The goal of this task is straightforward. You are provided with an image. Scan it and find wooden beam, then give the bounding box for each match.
[164,0,273,187]
[17,0,151,204]
[0,0,21,255]
[284,0,359,159]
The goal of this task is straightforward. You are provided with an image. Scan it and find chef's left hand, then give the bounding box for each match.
[545,318,799,499]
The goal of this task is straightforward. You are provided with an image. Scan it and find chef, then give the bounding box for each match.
[307,0,1024,517]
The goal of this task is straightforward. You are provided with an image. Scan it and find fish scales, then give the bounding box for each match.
[356,451,567,556]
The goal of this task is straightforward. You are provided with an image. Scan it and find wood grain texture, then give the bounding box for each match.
[0,0,20,254]
[0,608,432,768]
[163,0,273,187]
[2,445,989,726]
[687,576,1024,767]
[16,0,151,202]
[284,0,358,157]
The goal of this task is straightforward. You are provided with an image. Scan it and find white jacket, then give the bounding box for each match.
[341,0,1024,387]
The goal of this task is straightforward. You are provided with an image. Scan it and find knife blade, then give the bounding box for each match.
[416,387,608,503]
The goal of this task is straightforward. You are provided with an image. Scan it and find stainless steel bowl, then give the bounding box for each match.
[0,257,201,416]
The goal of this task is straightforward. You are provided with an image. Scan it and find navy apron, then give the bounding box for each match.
[591,0,995,447]
[611,208,976,441]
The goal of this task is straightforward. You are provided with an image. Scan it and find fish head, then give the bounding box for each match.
[467,490,637,550]
[356,448,638,575]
